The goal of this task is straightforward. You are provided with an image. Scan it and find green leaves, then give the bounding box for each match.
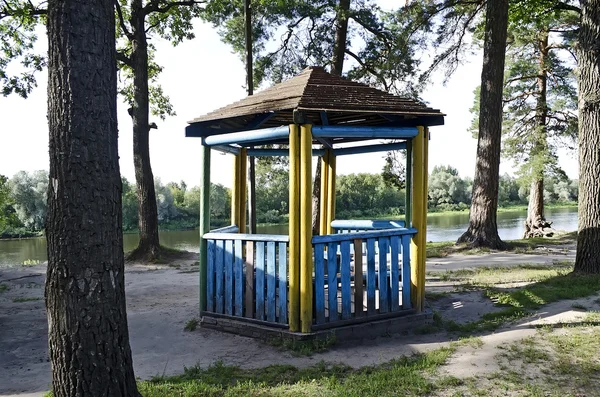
[203,0,422,94]
[0,0,46,97]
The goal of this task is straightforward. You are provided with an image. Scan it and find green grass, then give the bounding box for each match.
[12,296,42,303]
[423,263,600,335]
[139,346,457,397]
[184,318,199,332]
[425,231,577,258]
[0,283,8,293]
[428,262,574,285]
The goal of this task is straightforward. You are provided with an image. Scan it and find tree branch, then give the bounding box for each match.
[115,0,132,40]
[345,48,391,91]
[143,0,205,15]
[116,51,132,67]
[554,2,581,14]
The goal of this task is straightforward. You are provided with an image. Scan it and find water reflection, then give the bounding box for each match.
[0,207,578,266]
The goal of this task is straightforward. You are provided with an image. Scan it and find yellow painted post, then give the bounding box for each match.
[231,154,241,227]
[288,125,301,332]
[239,149,248,233]
[319,151,330,236]
[410,126,426,312]
[300,124,313,333]
[326,150,336,235]
[420,128,430,307]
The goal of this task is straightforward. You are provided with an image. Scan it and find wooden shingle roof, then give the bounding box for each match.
[187,66,444,138]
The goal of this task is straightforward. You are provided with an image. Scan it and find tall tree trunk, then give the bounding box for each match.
[524,32,554,239]
[575,0,600,274]
[313,0,351,234]
[245,0,257,234]
[457,0,508,249]
[129,2,161,260]
[331,0,351,76]
[45,0,140,395]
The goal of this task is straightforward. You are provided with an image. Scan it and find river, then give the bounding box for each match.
[0,206,578,266]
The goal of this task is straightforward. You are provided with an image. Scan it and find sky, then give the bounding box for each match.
[0,16,578,189]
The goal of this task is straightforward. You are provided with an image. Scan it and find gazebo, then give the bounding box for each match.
[186,67,444,339]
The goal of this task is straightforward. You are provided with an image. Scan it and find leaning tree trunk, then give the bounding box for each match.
[128,2,161,261]
[524,32,554,239]
[45,0,140,395]
[575,0,600,274]
[457,0,509,249]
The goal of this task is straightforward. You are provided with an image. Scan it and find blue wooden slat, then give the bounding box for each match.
[255,242,265,320]
[402,235,412,309]
[224,240,234,315]
[390,236,400,311]
[314,243,326,325]
[234,240,243,316]
[204,232,290,242]
[312,126,418,139]
[206,240,215,312]
[333,141,407,156]
[340,240,352,320]
[278,242,288,324]
[378,237,390,313]
[327,242,339,322]
[312,227,417,244]
[215,240,224,314]
[366,238,376,316]
[331,219,406,231]
[266,241,277,322]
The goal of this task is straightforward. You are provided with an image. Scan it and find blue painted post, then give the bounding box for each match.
[225,240,234,315]
[340,240,351,320]
[206,240,215,312]
[266,241,276,322]
[314,243,326,325]
[215,240,225,314]
[402,235,412,309]
[390,236,400,311]
[234,240,243,316]
[366,238,376,315]
[327,242,339,322]
[255,242,265,320]
[378,237,390,313]
[278,242,288,324]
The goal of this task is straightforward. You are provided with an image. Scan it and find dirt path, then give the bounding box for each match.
[0,246,582,396]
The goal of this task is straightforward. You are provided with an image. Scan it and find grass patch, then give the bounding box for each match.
[184,318,199,332]
[486,272,600,310]
[426,231,576,258]
[0,283,8,293]
[424,264,600,336]
[428,262,574,286]
[12,296,42,303]
[139,346,457,396]
[267,333,337,356]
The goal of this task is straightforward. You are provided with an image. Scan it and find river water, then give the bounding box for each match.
[0,207,578,266]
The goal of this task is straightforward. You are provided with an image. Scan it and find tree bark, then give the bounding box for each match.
[524,32,554,239]
[128,1,161,260]
[575,0,600,274]
[457,0,508,249]
[331,0,351,76]
[313,0,351,235]
[45,0,140,395]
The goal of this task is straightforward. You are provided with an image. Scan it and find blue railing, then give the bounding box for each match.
[331,219,406,234]
[203,229,289,325]
[312,227,416,327]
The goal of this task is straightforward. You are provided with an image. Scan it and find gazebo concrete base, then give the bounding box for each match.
[200,309,434,342]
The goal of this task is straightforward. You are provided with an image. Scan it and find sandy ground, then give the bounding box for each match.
[0,246,587,397]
